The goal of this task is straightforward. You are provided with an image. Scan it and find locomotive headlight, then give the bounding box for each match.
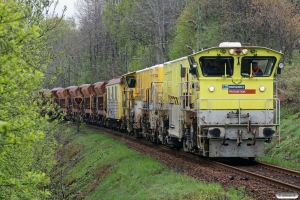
[259,85,266,92]
[208,85,215,92]
[278,62,284,69]
[242,49,248,54]
[229,49,234,54]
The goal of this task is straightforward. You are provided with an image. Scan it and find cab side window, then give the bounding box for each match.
[126,77,136,88]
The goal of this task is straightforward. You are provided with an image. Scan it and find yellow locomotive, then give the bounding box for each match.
[161,42,282,158]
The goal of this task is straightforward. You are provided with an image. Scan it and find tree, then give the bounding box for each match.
[218,0,300,60]
[0,0,61,198]
[74,0,122,82]
[104,0,186,70]
[48,0,300,88]
[168,0,224,59]
[44,18,81,88]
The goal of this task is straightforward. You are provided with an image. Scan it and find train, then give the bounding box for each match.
[43,42,284,159]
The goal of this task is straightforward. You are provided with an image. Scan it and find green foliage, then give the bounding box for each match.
[167,2,198,59]
[50,126,251,200]
[45,17,80,88]
[260,112,300,169]
[104,0,136,47]
[0,0,60,199]
[278,50,300,113]
[168,0,224,60]
[104,0,154,72]
[214,0,300,59]
[47,0,300,87]
[127,44,155,72]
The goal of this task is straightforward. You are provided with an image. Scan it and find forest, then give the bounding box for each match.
[1,0,300,198]
[47,0,298,83]
[46,0,300,110]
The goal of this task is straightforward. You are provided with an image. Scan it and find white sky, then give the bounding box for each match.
[55,0,77,18]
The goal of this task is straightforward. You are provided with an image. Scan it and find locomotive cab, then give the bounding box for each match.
[172,42,283,158]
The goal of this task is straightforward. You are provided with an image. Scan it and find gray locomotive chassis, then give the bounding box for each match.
[197,109,276,157]
[166,98,280,157]
[196,98,280,157]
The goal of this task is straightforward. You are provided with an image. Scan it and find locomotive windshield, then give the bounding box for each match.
[200,57,234,77]
[241,57,277,77]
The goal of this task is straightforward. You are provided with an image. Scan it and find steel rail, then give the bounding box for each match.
[213,161,300,193]
[255,161,300,178]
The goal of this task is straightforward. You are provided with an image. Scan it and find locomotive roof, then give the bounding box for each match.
[136,64,163,73]
[164,56,188,65]
[123,71,136,76]
[191,43,283,56]
[106,76,121,86]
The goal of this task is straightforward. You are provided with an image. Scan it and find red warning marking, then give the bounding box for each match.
[228,89,256,94]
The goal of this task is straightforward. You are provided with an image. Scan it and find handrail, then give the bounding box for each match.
[196,98,280,127]
[179,81,198,110]
[151,81,164,110]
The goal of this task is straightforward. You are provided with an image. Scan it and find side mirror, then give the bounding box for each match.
[277,68,281,74]
[189,63,199,78]
[192,62,198,68]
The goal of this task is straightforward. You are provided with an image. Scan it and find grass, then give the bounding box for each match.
[258,111,300,170]
[50,124,252,200]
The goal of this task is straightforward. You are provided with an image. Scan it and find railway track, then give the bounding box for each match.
[87,124,300,198]
[214,160,300,194]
